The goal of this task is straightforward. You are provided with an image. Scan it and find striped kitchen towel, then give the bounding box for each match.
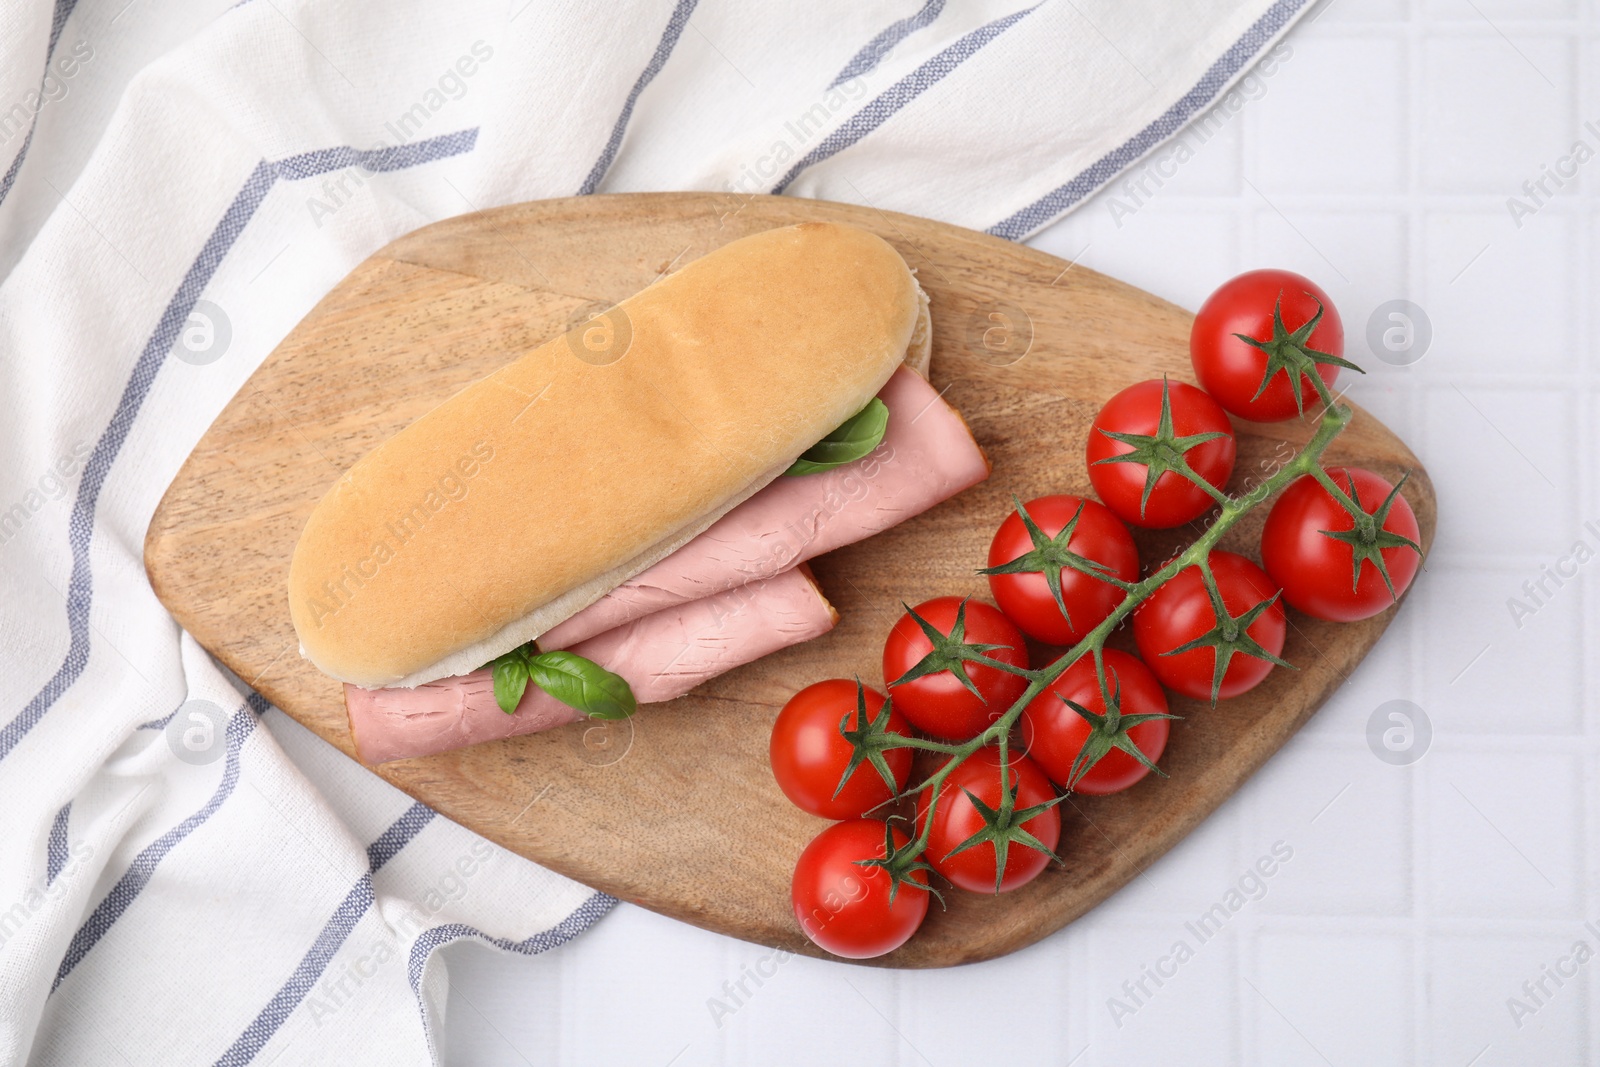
[0,0,1311,1062]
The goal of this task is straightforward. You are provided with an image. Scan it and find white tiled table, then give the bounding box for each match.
[444,3,1598,1063]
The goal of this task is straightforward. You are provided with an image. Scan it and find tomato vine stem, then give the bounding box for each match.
[884,401,1356,870]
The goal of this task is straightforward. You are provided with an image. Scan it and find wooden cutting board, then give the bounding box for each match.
[145,193,1434,967]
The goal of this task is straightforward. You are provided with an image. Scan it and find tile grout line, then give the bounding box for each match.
[1578,8,1596,1065]
[1404,0,1429,1063]
[1239,41,1258,1062]
[716,933,733,1067]
[1237,898,1252,1065]
[1095,913,1600,933]
[1070,918,1089,1065]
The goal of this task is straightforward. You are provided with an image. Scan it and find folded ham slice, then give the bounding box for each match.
[345,369,990,764]
[538,366,988,650]
[347,565,837,764]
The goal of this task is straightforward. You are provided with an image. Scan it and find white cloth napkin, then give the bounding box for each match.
[0,0,1311,1062]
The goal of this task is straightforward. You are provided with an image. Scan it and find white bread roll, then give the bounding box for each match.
[289,222,924,688]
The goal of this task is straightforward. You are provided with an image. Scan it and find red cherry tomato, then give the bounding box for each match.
[1020,650,1170,795]
[1261,467,1422,622]
[915,747,1059,894]
[1133,551,1287,701]
[882,597,1029,742]
[1087,379,1237,529]
[1191,269,1346,422]
[770,680,913,820]
[985,495,1140,645]
[791,819,929,959]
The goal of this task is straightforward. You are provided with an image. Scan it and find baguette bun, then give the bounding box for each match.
[289,222,924,688]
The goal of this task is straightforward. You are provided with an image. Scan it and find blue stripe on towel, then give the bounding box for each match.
[828,0,946,89]
[45,801,71,885]
[404,893,619,1048]
[771,3,1039,194]
[136,706,178,730]
[0,0,84,208]
[274,128,479,181]
[213,876,377,1067]
[987,0,1313,240]
[0,163,272,764]
[408,893,619,994]
[51,693,268,991]
[0,128,479,764]
[210,802,436,1067]
[366,802,436,871]
[578,0,699,195]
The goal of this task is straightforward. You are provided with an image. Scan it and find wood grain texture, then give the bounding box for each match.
[144,193,1435,968]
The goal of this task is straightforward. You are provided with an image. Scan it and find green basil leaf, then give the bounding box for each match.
[490,650,531,715]
[784,397,889,477]
[526,650,637,720]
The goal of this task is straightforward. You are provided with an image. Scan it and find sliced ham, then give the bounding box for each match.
[347,565,837,764]
[538,366,989,650]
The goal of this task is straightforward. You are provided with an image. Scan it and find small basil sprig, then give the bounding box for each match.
[784,397,889,476]
[488,644,636,720]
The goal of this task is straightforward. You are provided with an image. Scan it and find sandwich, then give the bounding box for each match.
[287,222,989,764]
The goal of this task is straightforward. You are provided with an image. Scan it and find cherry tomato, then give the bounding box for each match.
[791,818,929,959]
[1261,467,1422,622]
[984,495,1140,645]
[1190,269,1347,422]
[882,597,1029,742]
[1087,379,1237,529]
[1133,551,1287,701]
[770,680,913,819]
[915,747,1060,894]
[1020,650,1171,795]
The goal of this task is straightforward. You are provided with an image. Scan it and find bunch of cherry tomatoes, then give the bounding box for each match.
[771,269,1424,960]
